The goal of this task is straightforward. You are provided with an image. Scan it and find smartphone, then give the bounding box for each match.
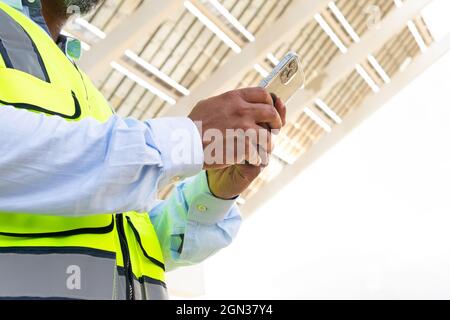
[258,52,305,104]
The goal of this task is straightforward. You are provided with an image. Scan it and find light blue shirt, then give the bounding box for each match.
[0,0,242,271]
[0,106,242,271]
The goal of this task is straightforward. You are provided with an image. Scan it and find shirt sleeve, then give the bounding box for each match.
[0,105,203,215]
[149,171,242,271]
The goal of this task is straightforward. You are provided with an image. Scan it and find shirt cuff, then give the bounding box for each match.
[183,171,238,225]
[147,117,204,188]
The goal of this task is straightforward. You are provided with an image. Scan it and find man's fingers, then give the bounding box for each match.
[258,127,272,167]
[265,128,273,155]
[248,103,282,130]
[236,88,286,130]
[273,96,287,127]
[244,140,262,166]
[248,125,272,167]
[257,144,270,167]
[239,87,274,106]
[255,124,273,154]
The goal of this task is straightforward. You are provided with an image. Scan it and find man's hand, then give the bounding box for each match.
[206,96,286,200]
[188,88,283,169]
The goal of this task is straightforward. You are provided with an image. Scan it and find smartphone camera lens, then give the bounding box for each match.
[287,69,295,79]
[281,69,290,84]
[289,61,299,74]
[281,60,299,84]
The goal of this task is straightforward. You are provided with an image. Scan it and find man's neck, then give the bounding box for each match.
[40,0,68,41]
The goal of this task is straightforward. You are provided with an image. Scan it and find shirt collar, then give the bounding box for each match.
[0,0,82,61]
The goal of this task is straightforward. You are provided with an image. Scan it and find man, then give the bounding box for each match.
[0,0,286,299]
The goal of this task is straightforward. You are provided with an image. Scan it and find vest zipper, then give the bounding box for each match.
[116,214,134,300]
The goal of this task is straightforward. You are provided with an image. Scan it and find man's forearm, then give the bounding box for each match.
[0,106,203,215]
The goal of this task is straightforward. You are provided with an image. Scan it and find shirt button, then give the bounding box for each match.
[197,204,208,213]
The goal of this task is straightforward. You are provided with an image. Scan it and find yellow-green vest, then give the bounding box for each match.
[0,2,167,300]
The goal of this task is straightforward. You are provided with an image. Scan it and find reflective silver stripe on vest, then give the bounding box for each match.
[113,275,145,300]
[112,273,144,300]
[113,269,127,300]
[0,249,116,299]
[142,277,168,300]
[133,279,144,300]
[0,8,49,81]
[144,282,169,300]
[114,270,168,300]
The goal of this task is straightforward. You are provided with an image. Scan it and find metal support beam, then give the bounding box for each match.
[285,0,433,120]
[164,0,331,117]
[119,61,179,101]
[79,0,183,83]
[242,33,450,216]
[190,0,246,48]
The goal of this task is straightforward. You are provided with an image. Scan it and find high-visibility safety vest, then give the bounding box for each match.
[0,2,168,300]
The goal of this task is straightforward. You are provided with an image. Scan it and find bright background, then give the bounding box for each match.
[169,0,450,299]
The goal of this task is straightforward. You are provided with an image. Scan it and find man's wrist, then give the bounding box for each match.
[183,171,238,225]
[206,170,240,200]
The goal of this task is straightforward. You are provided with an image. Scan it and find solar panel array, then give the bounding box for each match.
[65,0,435,206]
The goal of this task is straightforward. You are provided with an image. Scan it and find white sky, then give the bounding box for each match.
[169,0,450,299]
[200,48,450,300]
